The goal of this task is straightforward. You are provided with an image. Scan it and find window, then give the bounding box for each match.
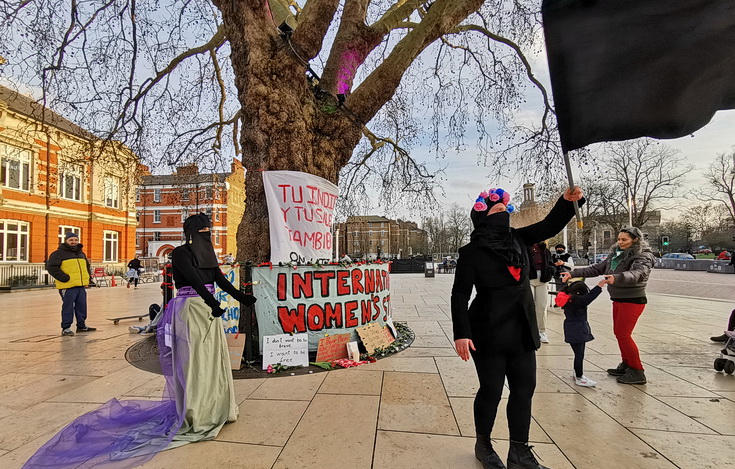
[181,187,189,201]
[135,188,140,202]
[215,232,220,245]
[181,208,188,222]
[103,176,120,208]
[214,209,220,221]
[205,187,213,199]
[59,163,83,201]
[57,225,81,245]
[103,231,118,262]
[136,212,140,222]
[153,188,161,202]
[0,143,31,191]
[205,208,212,217]
[154,210,161,223]
[0,220,29,262]
[135,234,139,247]
[154,232,161,241]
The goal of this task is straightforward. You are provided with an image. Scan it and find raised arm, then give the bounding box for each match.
[516,193,585,246]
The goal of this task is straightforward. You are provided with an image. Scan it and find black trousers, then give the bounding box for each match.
[570,342,586,377]
[471,348,536,442]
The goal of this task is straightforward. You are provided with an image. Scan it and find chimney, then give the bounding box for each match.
[176,163,199,176]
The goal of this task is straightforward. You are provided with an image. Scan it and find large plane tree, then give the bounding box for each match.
[1,0,557,262]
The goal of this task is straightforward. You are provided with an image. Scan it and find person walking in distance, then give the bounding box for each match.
[127,255,143,289]
[46,232,97,336]
[561,227,654,385]
[453,186,584,469]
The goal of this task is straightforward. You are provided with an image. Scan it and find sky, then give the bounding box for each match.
[3,3,733,226]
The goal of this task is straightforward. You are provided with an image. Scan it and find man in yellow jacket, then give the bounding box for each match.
[46,232,97,336]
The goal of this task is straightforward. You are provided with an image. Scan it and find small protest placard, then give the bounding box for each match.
[385,318,397,339]
[262,333,309,370]
[225,332,246,370]
[347,341,360,361]
[315,333,351,363]
[383,326,396,345]
[356,322,394,354]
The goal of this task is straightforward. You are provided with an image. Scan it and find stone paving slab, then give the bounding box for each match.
[0,271,734,468]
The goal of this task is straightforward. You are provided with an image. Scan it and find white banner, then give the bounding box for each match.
[262,170,338,264]
[251,264,392,352]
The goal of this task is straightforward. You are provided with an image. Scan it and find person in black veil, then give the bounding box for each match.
[452,187,583,469]
[165,213,256,442]
[23,213,256,469]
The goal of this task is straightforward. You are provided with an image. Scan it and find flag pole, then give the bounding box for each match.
[563,151,583,229]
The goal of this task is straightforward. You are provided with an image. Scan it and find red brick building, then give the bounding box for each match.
[136,162,245,261]
[0,85,138,265]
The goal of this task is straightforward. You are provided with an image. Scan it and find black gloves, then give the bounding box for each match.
[211,305,226,318]
[241,294,257,307]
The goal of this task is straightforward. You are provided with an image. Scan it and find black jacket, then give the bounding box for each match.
[563,285,602,344]
[451,196,584,352]
[46,243,92,288]
[528,243,555,282]
[171,245,254,311]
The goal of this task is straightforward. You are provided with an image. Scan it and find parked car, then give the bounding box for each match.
[662,253,695,260]
[593,253,608,264]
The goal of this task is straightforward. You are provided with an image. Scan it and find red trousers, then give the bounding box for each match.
[612,301,645,370]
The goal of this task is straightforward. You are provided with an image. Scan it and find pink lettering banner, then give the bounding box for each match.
[262,170,338,264]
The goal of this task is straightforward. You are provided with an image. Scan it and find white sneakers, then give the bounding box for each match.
[539,332,550,343]
[574,375,597,387]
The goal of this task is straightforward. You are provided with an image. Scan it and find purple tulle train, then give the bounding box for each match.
[22,287,203,469]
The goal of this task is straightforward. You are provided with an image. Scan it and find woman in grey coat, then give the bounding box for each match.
[561,226,655,384]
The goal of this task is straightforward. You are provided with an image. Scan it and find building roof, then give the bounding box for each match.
[0,84,96,140]
[141,172,230,186]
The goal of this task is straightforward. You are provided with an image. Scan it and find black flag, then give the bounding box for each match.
[542,0,735,152]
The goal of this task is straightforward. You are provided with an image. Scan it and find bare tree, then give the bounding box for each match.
[600,139,692,230]
[1,1,559,262]
[703,147,735,226]
[445,203,472,252]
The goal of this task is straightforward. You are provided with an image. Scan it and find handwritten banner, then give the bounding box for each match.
[214,265,240,333]
[262,333,309,370]
[252,264,392,352]
[315,333,351,363]
[262,170,338,264]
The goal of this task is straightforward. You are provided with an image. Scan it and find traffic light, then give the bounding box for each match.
[662,235,670,246]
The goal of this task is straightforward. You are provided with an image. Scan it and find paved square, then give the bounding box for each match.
[0,269,733,468]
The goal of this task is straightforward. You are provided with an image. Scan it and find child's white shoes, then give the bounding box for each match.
[575,375,597,387]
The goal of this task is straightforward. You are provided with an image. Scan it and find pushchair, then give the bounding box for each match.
[713,330,735,374]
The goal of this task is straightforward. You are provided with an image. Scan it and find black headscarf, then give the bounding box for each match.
[183,213,219,269]
[469,207,524,267]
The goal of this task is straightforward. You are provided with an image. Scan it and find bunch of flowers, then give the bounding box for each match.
[473,188,515,213]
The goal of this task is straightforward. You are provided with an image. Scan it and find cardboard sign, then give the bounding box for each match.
[262,333,309,370]
[356,322,394,354]
[315,333,351,363]
[225,332,246,370]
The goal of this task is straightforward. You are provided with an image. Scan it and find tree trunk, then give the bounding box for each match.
[219,2,362,263]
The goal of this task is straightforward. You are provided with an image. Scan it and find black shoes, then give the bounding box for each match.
[76,325,97,332]
[606,362,629,376]
[617,367,647,384]
[475,435,506,469]
[710,334,728,343]
[507,441,549,469]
